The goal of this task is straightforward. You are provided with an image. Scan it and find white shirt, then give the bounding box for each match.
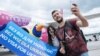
[52,37,59,47]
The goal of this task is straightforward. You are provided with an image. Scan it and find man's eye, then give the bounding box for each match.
[56,13,59,15]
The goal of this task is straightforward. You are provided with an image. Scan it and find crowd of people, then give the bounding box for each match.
[85,34,100,42]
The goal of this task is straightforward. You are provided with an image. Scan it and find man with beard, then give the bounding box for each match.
[51,4,89,56]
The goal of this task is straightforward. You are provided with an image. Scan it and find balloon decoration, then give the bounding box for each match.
[32,24,44,37]
[40,28,48,43]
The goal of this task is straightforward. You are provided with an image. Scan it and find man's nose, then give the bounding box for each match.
[56,15,59,17]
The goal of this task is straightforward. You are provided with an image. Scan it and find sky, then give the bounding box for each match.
[0,0,100,34]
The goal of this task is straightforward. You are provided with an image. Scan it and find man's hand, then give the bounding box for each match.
[59,41,66,54]
[71,4,89,27]
[60,47,65,54]
[71,4,81,16]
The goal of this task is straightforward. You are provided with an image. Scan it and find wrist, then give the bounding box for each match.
[76,13,83,18]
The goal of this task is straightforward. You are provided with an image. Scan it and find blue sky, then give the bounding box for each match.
[0,0,100,34]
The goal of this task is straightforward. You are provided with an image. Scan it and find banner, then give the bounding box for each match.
[0,10,31,26]
[0,21,58,56]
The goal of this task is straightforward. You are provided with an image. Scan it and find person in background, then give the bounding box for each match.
[47,25,59,47]
[93,35,98,41]
[22,27,29,33]
[0,24,6,47]
[47,25,66,56]
[0,24,11,52]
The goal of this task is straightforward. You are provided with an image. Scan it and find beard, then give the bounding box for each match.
[56,17,63,23]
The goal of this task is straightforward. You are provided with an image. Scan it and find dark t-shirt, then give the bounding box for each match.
[56,19,88,56]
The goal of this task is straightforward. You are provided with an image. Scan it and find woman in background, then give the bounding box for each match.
[47,25,59,47]
[47,25,66,56]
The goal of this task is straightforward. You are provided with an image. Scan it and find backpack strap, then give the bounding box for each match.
[64,21,72,41]
[64,21,77,40]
